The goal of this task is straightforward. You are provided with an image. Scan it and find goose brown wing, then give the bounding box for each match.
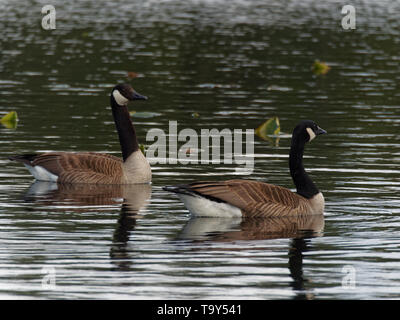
[31,152,123,184]
[182,179,307,217]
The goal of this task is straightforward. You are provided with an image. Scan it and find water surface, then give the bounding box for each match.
[0,0,399,299]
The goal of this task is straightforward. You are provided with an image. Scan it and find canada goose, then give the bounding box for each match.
[163,120,327,217]
[9,84,152,184]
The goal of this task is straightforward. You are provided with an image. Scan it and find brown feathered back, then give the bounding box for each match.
[31,152,124,184]
[178,179,320,217]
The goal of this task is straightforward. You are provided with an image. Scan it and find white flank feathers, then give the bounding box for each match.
[24,164,58,182]
[178,194,242,218]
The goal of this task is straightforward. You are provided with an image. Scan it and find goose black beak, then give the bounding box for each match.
[131,91,148,101]
[316,126,327,135]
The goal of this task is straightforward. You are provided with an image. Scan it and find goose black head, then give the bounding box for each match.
[111,83,148,106]
[293,120,327,143]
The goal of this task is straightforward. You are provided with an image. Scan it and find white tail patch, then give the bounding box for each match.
[306,127,316,141]
[24,164,58,182]
[177,194,242,218]
[112,89,129,106]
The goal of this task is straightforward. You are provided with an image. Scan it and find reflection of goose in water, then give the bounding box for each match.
[289,238,315,300]
[178,214,324,300]
[178,214,324,241]
[24,181,151,213]
[22,181,151,271]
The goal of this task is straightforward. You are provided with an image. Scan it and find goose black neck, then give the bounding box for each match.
[111,97,139,161]
[289,136,319,199]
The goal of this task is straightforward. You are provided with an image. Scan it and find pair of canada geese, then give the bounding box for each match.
[10,83,327,218]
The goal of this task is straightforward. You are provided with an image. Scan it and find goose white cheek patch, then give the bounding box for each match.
[306,127,316,141]
[113,90,129,106]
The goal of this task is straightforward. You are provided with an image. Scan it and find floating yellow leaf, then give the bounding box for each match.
[255,116,280,140]
[0,111,18,129]
[312,60,330,75]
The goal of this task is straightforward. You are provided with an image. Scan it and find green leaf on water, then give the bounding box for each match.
[0,111,18,129]
[139,144,146,155]
[312,60,330,75]
[255,116,280,140]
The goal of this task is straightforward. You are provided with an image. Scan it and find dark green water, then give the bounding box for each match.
[0,0,399,299]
